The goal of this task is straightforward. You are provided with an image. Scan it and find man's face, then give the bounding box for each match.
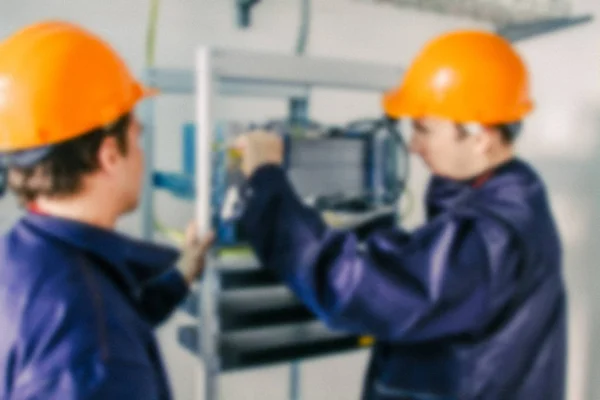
[408,117,486,180]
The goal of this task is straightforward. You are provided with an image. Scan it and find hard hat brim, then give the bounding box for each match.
[0,81,157,169]
[383,89,412,120]
[137,83,159,99]
[0,146,52,169]
[383,87,535,124]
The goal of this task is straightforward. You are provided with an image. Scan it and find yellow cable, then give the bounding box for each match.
[358,336,375,347]
[154,219,186,247]
[145,0,160,67]
[145,0,183,245]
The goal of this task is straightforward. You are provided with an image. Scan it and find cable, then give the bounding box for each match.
[296,0,311,56]
[144,0,189,247]
[344,117,411,207]
[146,0,160,67]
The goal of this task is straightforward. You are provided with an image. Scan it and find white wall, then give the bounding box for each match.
[1,0,599,399]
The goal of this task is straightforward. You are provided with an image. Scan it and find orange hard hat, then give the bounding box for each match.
[383,30,533,124]
[0,20,155,153]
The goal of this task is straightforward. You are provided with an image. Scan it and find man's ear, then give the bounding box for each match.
[97,136,122,174]
[473,127,496,154]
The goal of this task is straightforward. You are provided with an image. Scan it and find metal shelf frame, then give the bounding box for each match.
[140,47,402,400]
[195,47,400,400]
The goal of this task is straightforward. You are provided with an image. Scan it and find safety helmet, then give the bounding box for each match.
[383,30,533,125]
[0,20,154,167]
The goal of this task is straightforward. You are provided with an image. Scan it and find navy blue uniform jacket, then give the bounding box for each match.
[240,159,566,400]
[0,214,188,399]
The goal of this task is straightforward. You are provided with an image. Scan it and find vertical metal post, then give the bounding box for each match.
[288,95,308,400]
[183,123,196,177]
[290,360,301,400]
[140,70,155,241]
[289,97,308,125]
[289,4,310,393]
[236,0,261,28]
[196,47,219,400]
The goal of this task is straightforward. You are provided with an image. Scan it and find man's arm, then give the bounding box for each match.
[125,240,190,326]
[11,358,164,400]
[130,228,213,326]
[240,165,508,342]
[13,282,168,399]
[137,268,189,326]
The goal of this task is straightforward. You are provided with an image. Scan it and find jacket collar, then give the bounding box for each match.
[425,158,531,219]
[22,213,181,293]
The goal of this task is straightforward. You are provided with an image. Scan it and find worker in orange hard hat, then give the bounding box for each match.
[0,21,213,399]
[382,29,533,180]
[234,30,566,400]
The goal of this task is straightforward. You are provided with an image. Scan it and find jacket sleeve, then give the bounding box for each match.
[11,282,169,399]
[126,241,189,326]
[240,165,496,342]
[137,268,189,326]
[10,359,165,400]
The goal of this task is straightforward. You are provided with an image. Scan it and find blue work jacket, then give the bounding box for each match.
[0,213,188,399]
[240,159,566,400]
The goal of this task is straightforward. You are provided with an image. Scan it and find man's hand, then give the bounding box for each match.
[234,130,284,177]
[178,222,215,286]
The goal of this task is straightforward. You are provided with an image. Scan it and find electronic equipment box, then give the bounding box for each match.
[153,118,408,247]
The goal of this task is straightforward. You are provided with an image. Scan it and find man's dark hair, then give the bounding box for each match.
[456,121,522,144]
[496,122,522,144]
[8,113,131,205]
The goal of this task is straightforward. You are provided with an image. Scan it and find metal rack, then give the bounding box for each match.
[234,0,592,41]
[140,8,594,393]
[140,47,403,400]
[137,0,595,395]
[357,0,571,24]
[353,0,592,42]
[355,0,584,26]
